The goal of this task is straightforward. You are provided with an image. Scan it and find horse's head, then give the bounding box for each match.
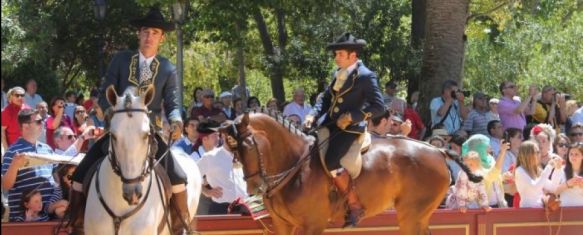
[106,85,155,205]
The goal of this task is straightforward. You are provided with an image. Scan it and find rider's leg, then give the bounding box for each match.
[68,134,111,235]
[153,134,194,234]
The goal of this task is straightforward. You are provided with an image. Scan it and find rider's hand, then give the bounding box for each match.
[170,120,183,141]
[336,113,352,130]
[303,115,315,129]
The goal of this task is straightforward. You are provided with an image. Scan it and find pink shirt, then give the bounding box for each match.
[498,97,526,130]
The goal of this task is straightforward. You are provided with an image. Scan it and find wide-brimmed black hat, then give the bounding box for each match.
[130,7,175,32]
[197,121,220,134]
[326,32,367,51]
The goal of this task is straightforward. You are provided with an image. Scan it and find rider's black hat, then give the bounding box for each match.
[326,32,367,51]
[130,7,175,32]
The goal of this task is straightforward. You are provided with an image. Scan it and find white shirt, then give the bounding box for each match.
[197,147,247,203]
[139,51,155,68]
[54,145,79,157]
[190,146,208,162]
[283,102,312,123]
[24,93,44,108]
[550,169,583,207]
[515,165,558,208]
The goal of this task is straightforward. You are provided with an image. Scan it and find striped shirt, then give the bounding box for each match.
[463,109,489,136]
[1,138,61,222]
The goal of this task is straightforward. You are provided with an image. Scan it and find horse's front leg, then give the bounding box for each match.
[271,217,294,235]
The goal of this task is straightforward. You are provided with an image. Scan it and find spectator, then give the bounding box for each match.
[368,108,391,139]
[173,117,200,155]
[46,97,74,149]
[247,96,261,111]
[383,81,406,115]
[1,109,67,221]
[447,134,468,182]
[1,78,7,110]
[190,122,220,161]
[487,120,504,157]
[446,151,491,213]
[75,93,85,106]
[486,98,500,122]
[36,102,49,143]
[231,84,250,100]
[430,80,469,134]
[72,105,89,135]
[403,93,425,140]
[553,133,571,161]
[462,134,509,208]
[191,89,227,123]
[57,165,76,201]
[567,105,582,128]
[568,122,583,143]
[531,85,567,128]
[266,97,279,112]
[82,88,99,111]
[283,88,312,123]
[410,91,420,111]
[502,128,523,207]
[87,102,105,129]
[463,92,489,136]
[498,81,537,131]
[13,189,48,222]
[432,127,451,144]
[219,91,236,120]
[24,79,44,108]
[550,143,583,207]
[64,91,77,119]
[530,124,558,167]
[387,114,412,136]
[187,87,204,117]
[197,133,247,214]
[514,140,561,208]
[427,135,446,148]
[2,87,31,149]
[286,114,302,126]
[53,126,94,157]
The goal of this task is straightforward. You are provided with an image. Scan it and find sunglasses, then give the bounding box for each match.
[64,135,76,140]
[558,143,569,148]
[75,110,86,114]
[570,132,583,137]
[14,93,25,98]
[26,119,43,125]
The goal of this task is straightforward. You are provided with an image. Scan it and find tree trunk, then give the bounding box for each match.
[253,9,285,103]
[408,0,426,97]
[419,0,469,126]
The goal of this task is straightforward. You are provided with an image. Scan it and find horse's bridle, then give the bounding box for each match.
[109,108,157,184]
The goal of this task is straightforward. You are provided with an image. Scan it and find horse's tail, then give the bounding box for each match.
[442,149,483,183]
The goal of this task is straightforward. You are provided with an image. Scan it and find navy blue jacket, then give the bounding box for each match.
[310,61,385,134]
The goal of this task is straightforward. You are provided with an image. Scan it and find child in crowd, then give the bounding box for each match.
[550,142,583,206]
[14,189,48,222]
[446,151,492,213]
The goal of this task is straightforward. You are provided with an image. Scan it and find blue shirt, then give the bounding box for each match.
[430,97,462,134]
[173,136,195,155]
[1,138,61,221]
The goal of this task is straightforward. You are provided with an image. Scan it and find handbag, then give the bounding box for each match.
[543,193,561,212]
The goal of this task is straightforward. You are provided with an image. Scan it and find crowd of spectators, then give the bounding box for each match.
[1,77,582,223]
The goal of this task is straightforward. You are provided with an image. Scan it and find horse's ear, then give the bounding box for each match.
[106,85,118,107]
[143,84,155,106]
[241,111,250,127]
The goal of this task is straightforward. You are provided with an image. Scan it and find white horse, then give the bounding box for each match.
[85,85,201,235]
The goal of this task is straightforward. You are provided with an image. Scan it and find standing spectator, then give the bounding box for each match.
[1,78,7,110]
[447,134,468,182]
[72,105,89,136]
[430,80,469,134]
[446,151,491,213]
[187,87,203,117]
[498,81,537,130]
[568,106,583,126]
[2,87,31,149]
[486,98,500,122]
[383,81,406,115]
[24,79,44,108]
[368,108,391,139]
[191,89,226,123]
[82,89,99,111]
[463,92,490,136]
[410,91,420,111]
[86,102,105,129]
[404,93,425,140]
[197,133,247,214]
[190,122,220,161]
[36,101,49,143]
[247,96,261,111]
[283,88,312,123]
[75,93,85,106]
[173,117,199,155]
[530,124,559,167]
[568,122,583,143]
[219,91,236,120]
[231,84,250,100]
[63,91,77,119]
[501,128,523,207]
[550,143,583,207]
[487,120,504,157]
[53,126,94,157]
[514,140,561,208]
[266,97,280,112]
[387,114,412,136]
[1,109,67,221]
[531,85,567,128]
[45,97,73,149]
[233,98,243,117]
[553,133,571,161]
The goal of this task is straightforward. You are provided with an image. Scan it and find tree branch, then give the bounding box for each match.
[253,8,274,57]
[467,1,511,22]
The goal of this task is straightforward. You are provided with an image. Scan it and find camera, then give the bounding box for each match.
[451,90,471,99]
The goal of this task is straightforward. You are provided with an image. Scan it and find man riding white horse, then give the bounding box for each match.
[304,32,385,227]
[69,8,193,235]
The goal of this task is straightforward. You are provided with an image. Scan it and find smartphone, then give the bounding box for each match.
[503,131,510,143]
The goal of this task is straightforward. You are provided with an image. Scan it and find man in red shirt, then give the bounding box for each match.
[191,88,226,123]
[2,87,31,149]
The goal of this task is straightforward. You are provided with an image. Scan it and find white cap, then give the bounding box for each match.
[219,91,233,99]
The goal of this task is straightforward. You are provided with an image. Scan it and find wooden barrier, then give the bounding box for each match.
[2,208,583,235]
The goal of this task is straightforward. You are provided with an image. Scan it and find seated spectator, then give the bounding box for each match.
[247,96,261,111]
[446,151,491,213]
[286,114,302,126]
[383,81,406,115]
[87,102,105,129]
[233,98,243,117]
[531,85,567,128]
[57,164,76,201]
[514,140,561,208]
[403,93,425,140]
[462,134,509,208]
[530,124,559,167]
[219,92,236,120]
[191,89,227,123]
[173,117,199,155]
[368,108,391,139]
[266,97,280,112]
[24,79,44,109]
[430,80,469,134]
[197,133,247,214]
[53,126,95,156]
[46,97,74,149]
[568,122,583,143]
[1,109,67,221]
[553,133,571,161]
[427,135,446,149]
[2,87,31,149]
[190,122,220,161]
[447,134,468,182]
[64,91,77,119]
[486,98,500,122]
[498,81,537,131]
[487,120,504,157]
[431,125,451,143]
[550,143,583,207]
[82,88,99,111]
[463,92,489,136]
[13,189,48,222]
[283,88,312,123]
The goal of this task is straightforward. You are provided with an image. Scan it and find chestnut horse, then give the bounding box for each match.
[220,112,480,235]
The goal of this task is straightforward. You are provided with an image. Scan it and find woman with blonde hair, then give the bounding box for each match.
[514,140,561,208]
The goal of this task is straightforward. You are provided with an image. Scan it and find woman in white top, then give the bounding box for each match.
[514,140,562,208]
[550,143,583,206]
